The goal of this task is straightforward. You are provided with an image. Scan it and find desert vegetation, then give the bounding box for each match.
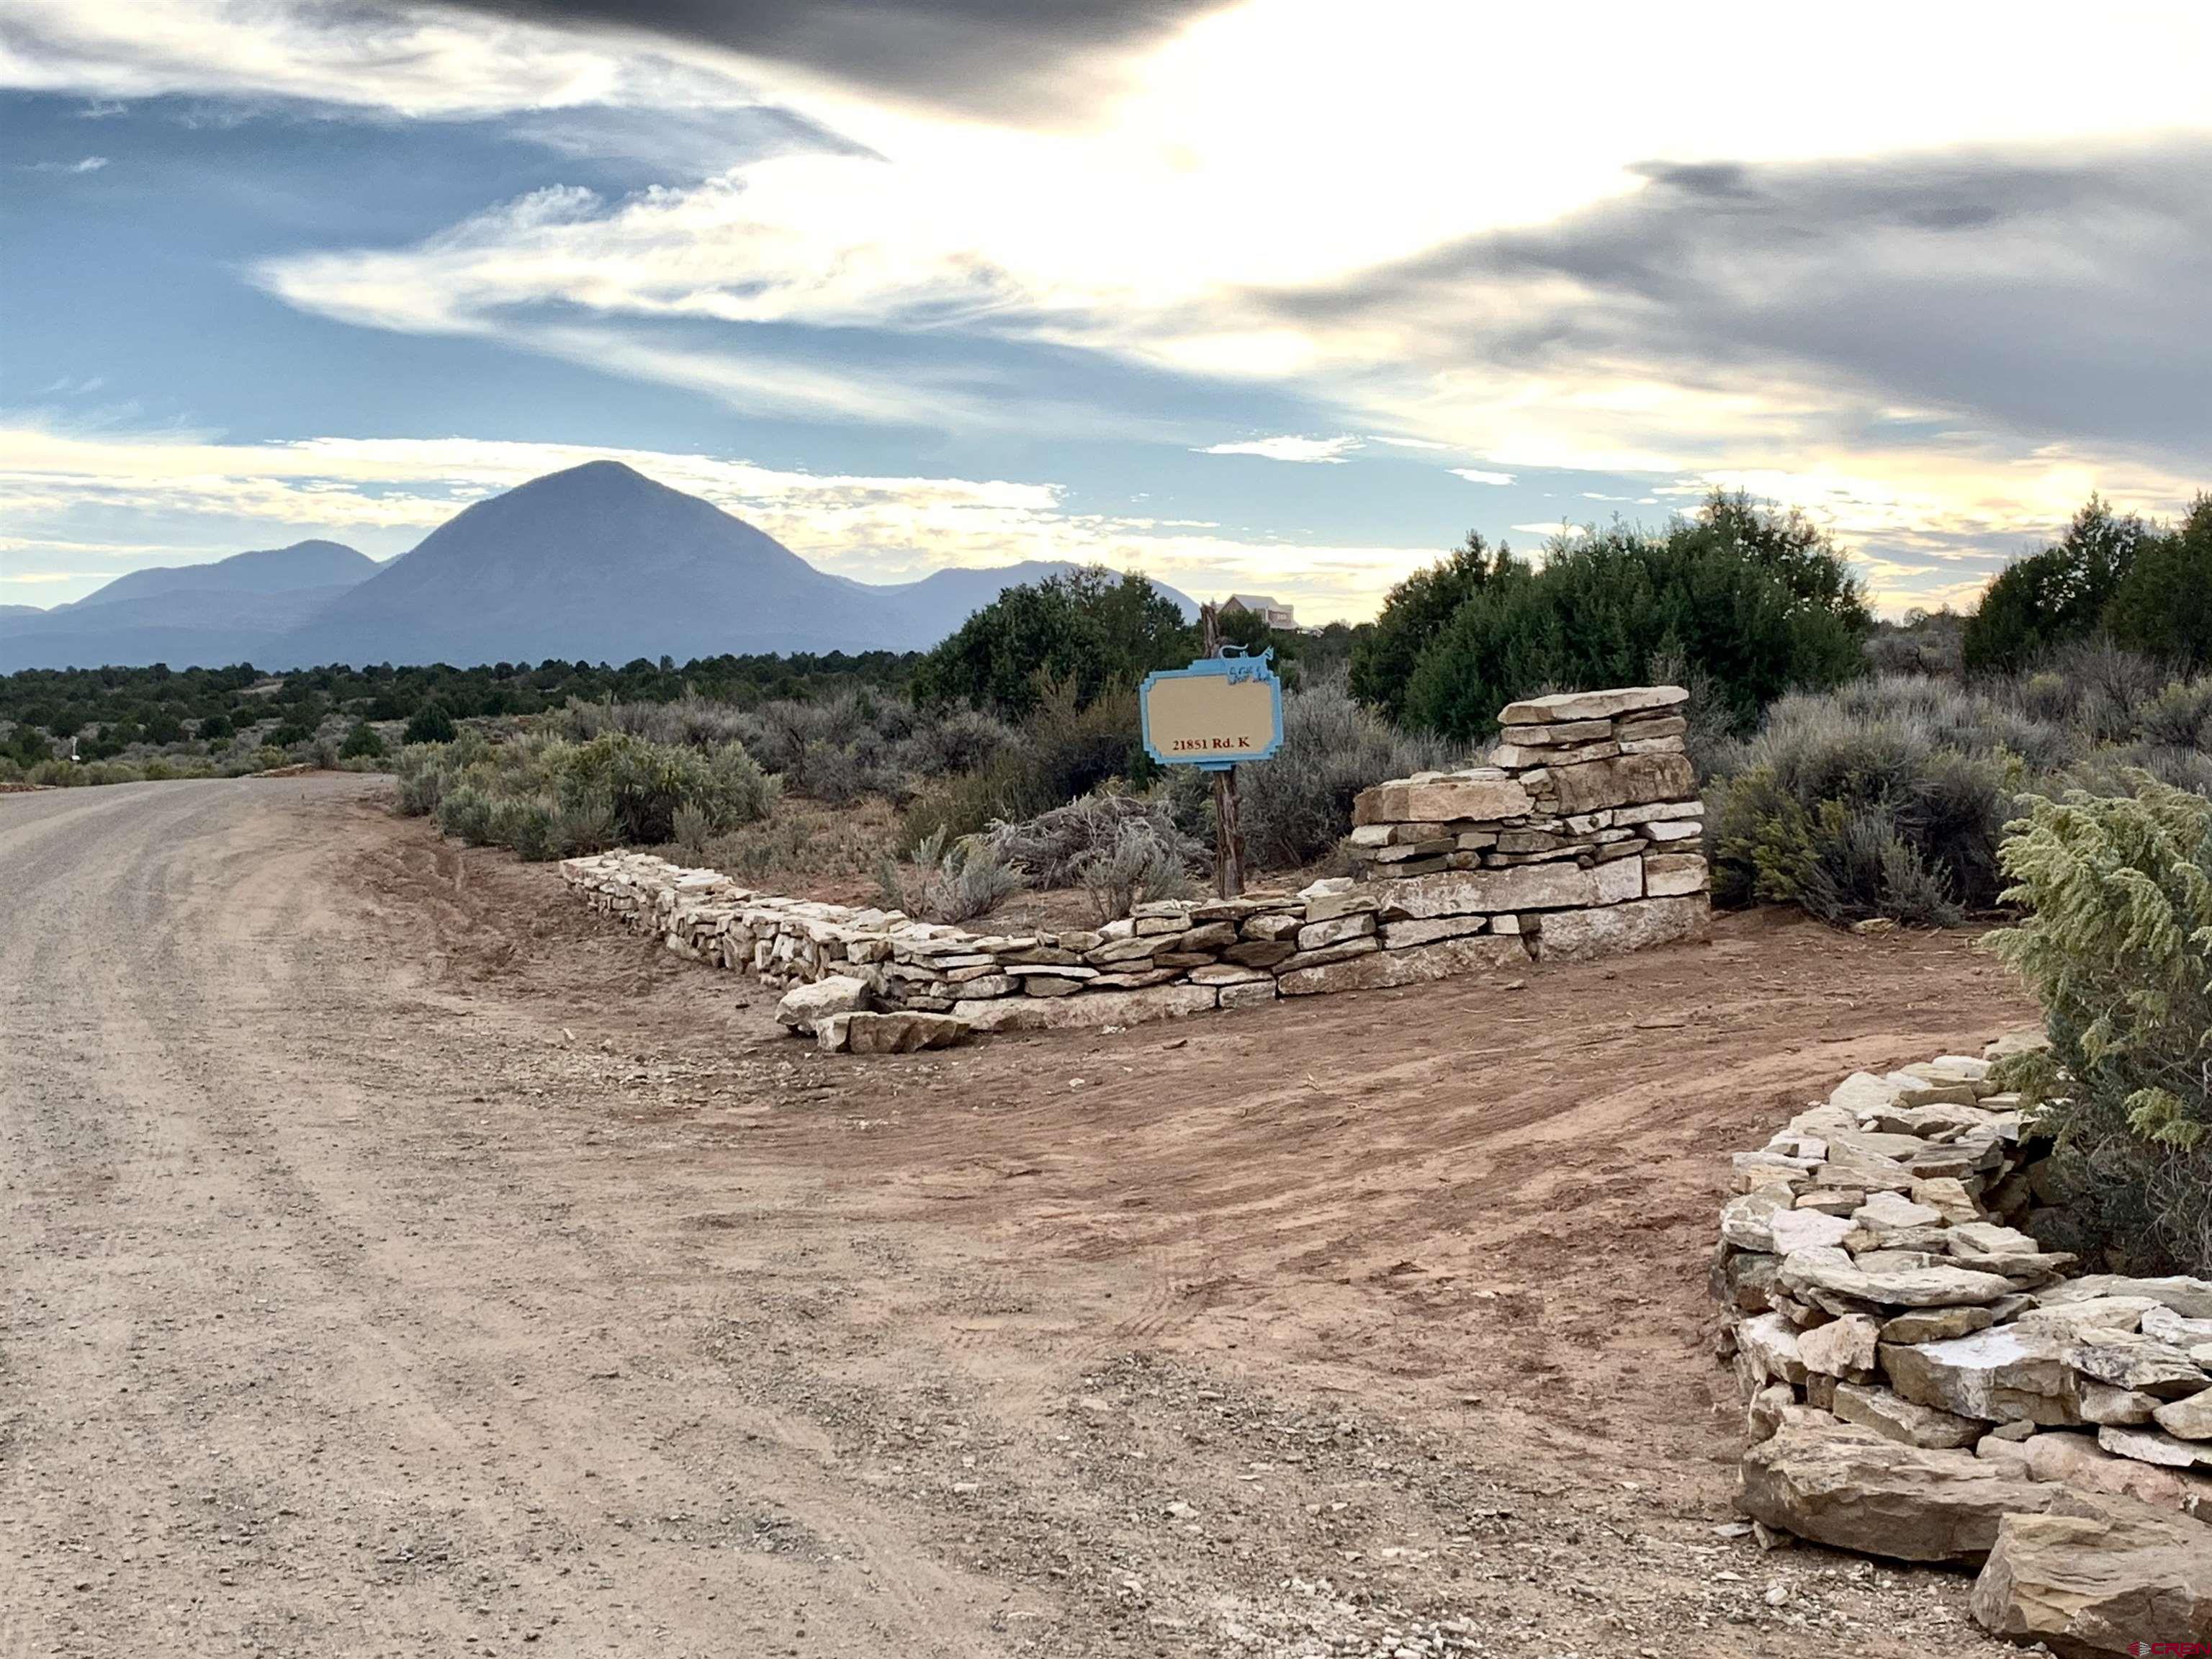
[1983,777,2212,1274]
[11,489,2208,945]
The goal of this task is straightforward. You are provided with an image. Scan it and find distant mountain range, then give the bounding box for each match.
[0,462,1197,672]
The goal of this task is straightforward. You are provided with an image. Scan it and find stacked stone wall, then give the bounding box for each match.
[1712,1042,2211,1648]
[1346,683,1707,960]
[556,685,1713,1048]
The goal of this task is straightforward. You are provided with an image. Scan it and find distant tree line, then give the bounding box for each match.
[0,651,921,761]
[1962,495,2212,675]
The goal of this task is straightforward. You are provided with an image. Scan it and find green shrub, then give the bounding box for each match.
[436,783,497,845]
[1349,532,1512,724]
[1708,662,2212,925]
[403,701,458,745]
[490,795,562,861]
[1399,492,1868,742]
[2105,495,2212,671]
[554,791,619,855]
[339,720,386,760]
[1983,778,2212,1272]
[671,801,713,861]
[911,567,1195,720]
[400,727,775,855]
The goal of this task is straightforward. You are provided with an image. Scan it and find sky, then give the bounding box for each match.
[3,1,2208,621]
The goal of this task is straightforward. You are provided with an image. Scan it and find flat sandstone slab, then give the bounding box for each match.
[1354,775,1532,826]
[951,982,1218,1033]
[1387,857,1644,919]
[1499,685,1688,725]
[1534,894,1707,961]
[1278,932,1527,996]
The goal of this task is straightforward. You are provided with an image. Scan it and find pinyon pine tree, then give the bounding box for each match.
[1983,776,2212,1272]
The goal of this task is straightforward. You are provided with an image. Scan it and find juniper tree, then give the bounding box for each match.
[1983,776,2212,1271]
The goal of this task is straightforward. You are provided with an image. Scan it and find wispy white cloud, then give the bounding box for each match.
[1195,435,1359,464]
[18,154,107,172]
[7,0,2212,619]
[1449,467,1514,486]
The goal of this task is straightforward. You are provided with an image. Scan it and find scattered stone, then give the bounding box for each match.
[774,974,871,1033]
[2077,1381,2164,1431]
[817,1010,970,1055]
[2064,1331,2209,1399]
[1881,1326,2085,1425]
[1736,1415,2079,1563]
[1971,1504,2212,1656]
[2096,1424,2212,1471]
[2153,1387,2212,1442]
[1798,1314,1882,1379]
[1831,1381,1982,1449]
[1881,1305,1994,1344]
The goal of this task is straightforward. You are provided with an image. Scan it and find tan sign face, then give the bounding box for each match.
[1141,668,1282,765]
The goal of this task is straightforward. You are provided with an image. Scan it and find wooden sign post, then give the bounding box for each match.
[1138,606,1285,901]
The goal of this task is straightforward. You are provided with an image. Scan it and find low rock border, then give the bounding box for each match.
[1712,1041,2212,1652]
[557,683,1715,1050]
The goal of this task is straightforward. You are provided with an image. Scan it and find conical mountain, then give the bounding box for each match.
[279,461,912,666]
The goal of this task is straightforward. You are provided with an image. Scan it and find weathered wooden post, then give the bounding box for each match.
[1139,606,1282,904]
[1199,606,1247,899]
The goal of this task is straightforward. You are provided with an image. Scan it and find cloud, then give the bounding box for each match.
[1264,139,2212,468]
[1,569,94,583]
[431,0,1234,121]
[11,0,2212,617]
[18,154,107,171]
[0,0,770,118]
[1449,468,1514,486]
[1196,435,1359,463]
[0,426,1446,619]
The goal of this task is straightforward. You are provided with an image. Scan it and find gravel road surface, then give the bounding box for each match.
[1,777,2041,1658]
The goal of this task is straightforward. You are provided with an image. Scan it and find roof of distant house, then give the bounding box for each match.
[1226,593,1291,612]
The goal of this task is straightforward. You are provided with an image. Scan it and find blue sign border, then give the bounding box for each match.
[1138,648,1285,771]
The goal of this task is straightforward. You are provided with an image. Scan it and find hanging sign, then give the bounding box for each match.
[1138,649,1285,771]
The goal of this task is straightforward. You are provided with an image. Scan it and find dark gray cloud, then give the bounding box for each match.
[428,0,1233,119]
[1269,140,2212,462]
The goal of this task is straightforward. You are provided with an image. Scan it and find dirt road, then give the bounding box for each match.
[2,776,2043,1658]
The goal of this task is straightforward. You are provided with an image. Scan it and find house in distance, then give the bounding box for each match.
[1220,593,1300,631]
